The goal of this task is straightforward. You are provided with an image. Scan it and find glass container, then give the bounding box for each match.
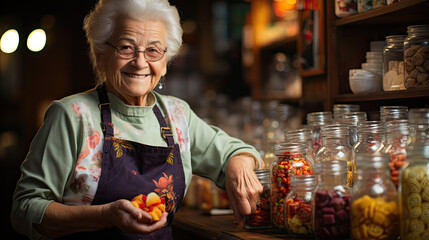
[244,169,271,229]
[313,160,351,240]
[307,112,333,159]
[399,108,429,240]
[315,124,354,187]
[270,143,314,232]
[351,153,399,240]
[332,104,360,124]
[285,175,316,237]
[284,128,314,166]
[358,0,372,12]
[342,112,368,147]
[380,106,408,123]
[404,25,429,89]
[383,119,408,188]
[335,0,357,17]
[383,35,407,91]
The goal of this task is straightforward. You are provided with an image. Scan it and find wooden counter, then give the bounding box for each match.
[172,208,313,240]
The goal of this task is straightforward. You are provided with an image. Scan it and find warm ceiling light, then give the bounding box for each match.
[27,29,46,52]
[0,29,20,54]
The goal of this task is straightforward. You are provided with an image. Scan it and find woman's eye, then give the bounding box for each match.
[119,45,134,52]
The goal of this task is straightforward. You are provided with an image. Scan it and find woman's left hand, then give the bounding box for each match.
[225,155,263,227]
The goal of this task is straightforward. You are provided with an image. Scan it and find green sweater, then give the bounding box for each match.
[11,89,262,239]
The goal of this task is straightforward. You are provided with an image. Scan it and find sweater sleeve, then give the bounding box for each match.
[187,107,262,189]
[11,101,78,239]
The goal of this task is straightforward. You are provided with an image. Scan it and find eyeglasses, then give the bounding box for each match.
[105,42,167,62]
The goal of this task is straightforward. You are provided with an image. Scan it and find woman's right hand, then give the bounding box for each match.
[102,199,168,234]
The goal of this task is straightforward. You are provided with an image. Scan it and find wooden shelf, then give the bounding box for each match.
[335,0,429,26]
[335,88,429,102]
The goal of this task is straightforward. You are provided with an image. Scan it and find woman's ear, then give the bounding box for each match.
[95,53,106,72]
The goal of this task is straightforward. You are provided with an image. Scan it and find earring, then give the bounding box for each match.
[159,76,166,89]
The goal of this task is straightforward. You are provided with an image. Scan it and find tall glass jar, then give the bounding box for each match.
[244,169,271,229]
[383,35,407,91]
[380,106,408,123]
[342,111,368,147]
[270,143,314,232]
[284,128,314,166]
[333,104,360,124]
[384,119,408,188]
[313,160,351,240]
[351,153,399,240]
[404,25,429,89]
[353,121,386,179]
[307,112,333,159]
[315,124,354,187]
[399,108,429,240]
[285,175,316,237]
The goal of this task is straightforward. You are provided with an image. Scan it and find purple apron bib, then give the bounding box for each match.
[59,84,185,240]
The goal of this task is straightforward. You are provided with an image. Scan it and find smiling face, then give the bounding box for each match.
[97,17,167,106]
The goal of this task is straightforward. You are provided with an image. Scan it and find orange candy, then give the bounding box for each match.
[131,192,166,221]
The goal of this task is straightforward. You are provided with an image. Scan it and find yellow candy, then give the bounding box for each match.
[409,219,425,233]
[408,178,423,193]
[422,231,429,240]
[410,206,423,219]
[372,212,386,225]
[422,187,429,201]
[408,193,423,208]
[420,208,429,223]
[406,232,422,240]
[422,176,429,188]
[368,223,384,238]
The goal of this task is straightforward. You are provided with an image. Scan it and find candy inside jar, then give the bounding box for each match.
[270,143,314,232]
[244,169,271,229]
[284,175,316,237]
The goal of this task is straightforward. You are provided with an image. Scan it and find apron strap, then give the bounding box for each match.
[96,84,114,137]
[152,105,175,146]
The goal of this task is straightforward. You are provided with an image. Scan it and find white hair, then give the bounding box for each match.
[83,0,183,83]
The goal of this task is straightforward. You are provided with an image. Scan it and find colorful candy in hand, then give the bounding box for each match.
[131,192,166,221]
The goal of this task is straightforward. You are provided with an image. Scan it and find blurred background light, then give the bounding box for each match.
[0,29,20,54]
[27,29,46,52]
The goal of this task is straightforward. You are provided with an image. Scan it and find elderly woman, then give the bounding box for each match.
[11,0,264,239]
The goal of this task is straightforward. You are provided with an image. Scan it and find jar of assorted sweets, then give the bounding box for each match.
[285,175,316,237]
[399,108,429,240]
[403,25,429,88]
[284,128,314,166]
[313,160,351,240]
[244,169,271,229]
[332,104,360,124]
[351,153,399,240]
[270,143,314,232]
[307,112,333,159]
[384,119,408,187]
[315,124,354,187]
[383,35,407,91]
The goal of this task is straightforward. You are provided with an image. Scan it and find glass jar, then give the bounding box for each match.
[335,0,357,18]
[404,25,429,89]
[285,175,316,237]
[383,35,407,91]
[380,106,408,123]
[244,169,271,229]
[284,128,314,166]
[373,0,387,8]
[313,160,351,240]
[353,121,386,173]
[399,108,429,240]
[351,153,399,240]
[332,104,360,124]
[342,112,367,147]
[307,112,333,158]
[270,143,314,232]
[358,0,372,12]
[384,119,408,188]
[315,124,354,187]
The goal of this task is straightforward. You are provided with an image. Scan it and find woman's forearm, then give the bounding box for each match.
[33,201,112,238]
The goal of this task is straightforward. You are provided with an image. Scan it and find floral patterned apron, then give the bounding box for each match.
[59,84,185,240]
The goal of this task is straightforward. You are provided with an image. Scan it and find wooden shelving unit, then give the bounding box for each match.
[326,0,429,112]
